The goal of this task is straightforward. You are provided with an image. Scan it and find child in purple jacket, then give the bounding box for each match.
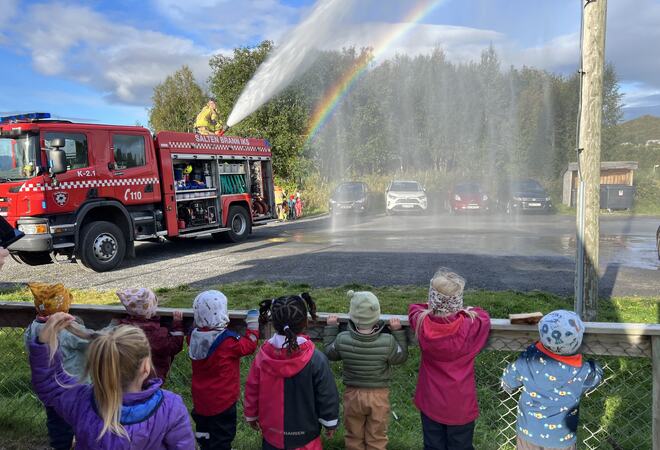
[29,312,195,450]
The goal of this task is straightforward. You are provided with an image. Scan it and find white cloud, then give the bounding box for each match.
[5,0,660,115]
[9,2,212,105]
[0,0,18,42]
[499,0,660,110]
[505,33,578,71]
[152,0,300,43]
[323,22,504,63]
[606,0,660,92]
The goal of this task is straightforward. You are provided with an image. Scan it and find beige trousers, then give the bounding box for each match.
[343,387,390,450]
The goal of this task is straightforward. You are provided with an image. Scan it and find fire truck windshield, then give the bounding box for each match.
[0,134,39,181]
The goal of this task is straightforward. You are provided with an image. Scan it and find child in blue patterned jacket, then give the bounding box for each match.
[501,310,603,450]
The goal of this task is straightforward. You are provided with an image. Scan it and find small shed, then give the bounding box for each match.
[562,161,638,206]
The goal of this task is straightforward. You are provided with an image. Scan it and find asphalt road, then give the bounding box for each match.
[1,213,658,297]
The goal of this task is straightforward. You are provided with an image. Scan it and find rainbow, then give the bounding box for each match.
[305,0,444,143]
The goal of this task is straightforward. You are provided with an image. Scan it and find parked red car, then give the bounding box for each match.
[448,182,490,213]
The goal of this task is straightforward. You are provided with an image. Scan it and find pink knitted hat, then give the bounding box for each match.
[117,288,158,319]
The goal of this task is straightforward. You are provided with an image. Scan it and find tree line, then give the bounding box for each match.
[148,41,624,192]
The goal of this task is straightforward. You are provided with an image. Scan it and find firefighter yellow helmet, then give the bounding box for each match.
[184,165,193,175]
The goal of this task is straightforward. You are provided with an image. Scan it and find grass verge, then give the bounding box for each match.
[0,282,657,449]
[1,282,658,323]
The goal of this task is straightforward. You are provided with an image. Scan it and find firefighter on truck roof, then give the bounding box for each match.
[195,97,224,135]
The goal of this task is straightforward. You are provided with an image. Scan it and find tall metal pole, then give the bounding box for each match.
[575,0,607,321]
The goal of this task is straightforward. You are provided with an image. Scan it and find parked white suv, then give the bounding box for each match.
[386,180,428,214]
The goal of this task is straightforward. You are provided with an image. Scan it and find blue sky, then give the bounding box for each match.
[1,0,659,125]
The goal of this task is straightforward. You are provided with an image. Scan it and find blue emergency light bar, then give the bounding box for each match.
[0,112,51,123]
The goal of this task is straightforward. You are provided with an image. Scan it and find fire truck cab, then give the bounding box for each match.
[0,113,276,272]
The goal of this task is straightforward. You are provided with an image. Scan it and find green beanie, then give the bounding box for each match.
[348,290,381,329]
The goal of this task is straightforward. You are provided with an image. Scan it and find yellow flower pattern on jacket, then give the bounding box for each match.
[501,344,602,448]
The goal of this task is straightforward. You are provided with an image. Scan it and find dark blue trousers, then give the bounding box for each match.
[192,403,237,450]
[45,406,74,450]
[421,412,475,450]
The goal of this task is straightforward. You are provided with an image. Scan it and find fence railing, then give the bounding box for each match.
[1,302,658,450]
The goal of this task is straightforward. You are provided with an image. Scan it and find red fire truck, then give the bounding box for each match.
[0,113,276,272]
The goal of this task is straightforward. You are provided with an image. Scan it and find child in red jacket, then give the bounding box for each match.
[115,288,184,381]
[189,290,260,450]
[245,293,339,450]
[408,268,491,450]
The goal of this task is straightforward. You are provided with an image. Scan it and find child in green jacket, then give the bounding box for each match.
[324,290,408,450]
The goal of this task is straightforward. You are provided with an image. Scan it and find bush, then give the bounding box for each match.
[300,172,332,214]
[633,169,660,214]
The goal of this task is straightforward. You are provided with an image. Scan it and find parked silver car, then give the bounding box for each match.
[386,180,427,214]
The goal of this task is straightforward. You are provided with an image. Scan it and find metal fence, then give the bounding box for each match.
[0,302,658,450]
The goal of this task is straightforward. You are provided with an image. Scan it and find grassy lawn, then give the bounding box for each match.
[0,282,657,449]
[1,281,658,323]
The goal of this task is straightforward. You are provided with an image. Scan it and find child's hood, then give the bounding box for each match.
[123,378,163,406]
[416,307,489,361]
[96,378,165,426]
[259,336,315,378]
[347,320,385,341]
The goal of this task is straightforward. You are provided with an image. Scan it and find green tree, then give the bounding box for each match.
[147,42,626,196]
[601,63,624,159]
[209,41,312,179]
[148,66,206,133]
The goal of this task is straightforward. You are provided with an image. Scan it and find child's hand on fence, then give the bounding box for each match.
[39,312,75,344]
[389,317,402,331]
[172,310,183,322]
[246,309,259,331]
[327,315,339,326]
[247,419,260,431]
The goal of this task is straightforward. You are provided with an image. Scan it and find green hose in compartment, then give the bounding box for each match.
[221,174,247,195]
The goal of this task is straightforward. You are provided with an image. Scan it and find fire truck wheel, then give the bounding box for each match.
[226,206,251,243]
[78,221,126,272]
[16,252,53,266]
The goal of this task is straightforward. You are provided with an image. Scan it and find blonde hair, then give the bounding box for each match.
[414,307,479,337]
[83,326,152,440]
[430,270,465,297]
[45,319,99,364]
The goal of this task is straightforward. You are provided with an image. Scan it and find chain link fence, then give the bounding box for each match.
[0,304,656,450]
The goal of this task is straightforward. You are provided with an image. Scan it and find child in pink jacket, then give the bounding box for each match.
[408,268,490,450]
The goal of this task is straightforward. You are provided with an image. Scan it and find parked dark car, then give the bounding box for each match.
[448,182,490,213]
[499,179,553,214]
[329,182,369,215]
[656,225,660,260]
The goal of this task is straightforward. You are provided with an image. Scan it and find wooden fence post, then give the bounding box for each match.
[575,0,608,321]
